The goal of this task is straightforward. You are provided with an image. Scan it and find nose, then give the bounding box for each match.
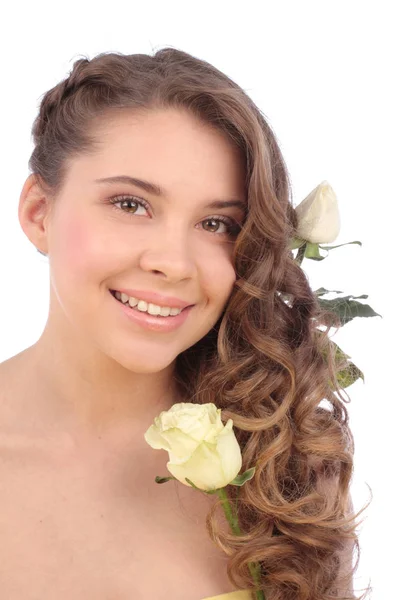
[137,221,197,281]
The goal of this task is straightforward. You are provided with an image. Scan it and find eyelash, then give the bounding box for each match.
[107,194,242,237]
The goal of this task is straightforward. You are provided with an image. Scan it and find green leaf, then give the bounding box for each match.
[228,467,256,487]
[155,475,177,484]
[314,287,345,297]
[317,294,382,326]
[336,360,365,388]
[320,338,365,388]
[294,239,362,263]
[323,341,352,363]
[319,240,362,250]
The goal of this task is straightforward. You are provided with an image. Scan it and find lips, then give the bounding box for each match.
[109,290,191,315]
[110,288,194,332]
[109,288,194,310]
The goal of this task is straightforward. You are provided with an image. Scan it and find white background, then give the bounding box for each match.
[1,2,398,598]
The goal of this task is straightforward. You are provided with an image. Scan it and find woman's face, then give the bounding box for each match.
[39,107,247,373]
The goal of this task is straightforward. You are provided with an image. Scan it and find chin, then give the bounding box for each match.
[107,348,178,375]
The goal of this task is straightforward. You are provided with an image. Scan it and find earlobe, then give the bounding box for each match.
[18,174,51,255]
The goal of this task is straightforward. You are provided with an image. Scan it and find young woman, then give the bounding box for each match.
[0,48,366,600]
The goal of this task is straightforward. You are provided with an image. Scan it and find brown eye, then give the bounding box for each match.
[203,218,221,233]
[201,216,242,237]
[108,195,150,216]
[119,199,139,213]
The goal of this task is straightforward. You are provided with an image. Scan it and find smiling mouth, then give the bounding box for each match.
[109,289,192,317]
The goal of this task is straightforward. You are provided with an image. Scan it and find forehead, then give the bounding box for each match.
[94,106,233,145]
[77,107,247,189]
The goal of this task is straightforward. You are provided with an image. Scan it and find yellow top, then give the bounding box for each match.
[201,591,252,600]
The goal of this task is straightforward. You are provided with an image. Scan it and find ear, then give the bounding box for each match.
[18,174,53,256]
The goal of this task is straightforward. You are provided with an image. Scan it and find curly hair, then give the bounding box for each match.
[28,47,370,600]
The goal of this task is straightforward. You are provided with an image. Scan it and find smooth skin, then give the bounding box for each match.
[12,107,247,443]
[0,108,248,599]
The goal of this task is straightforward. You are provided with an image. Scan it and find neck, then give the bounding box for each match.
[10,332,181,445]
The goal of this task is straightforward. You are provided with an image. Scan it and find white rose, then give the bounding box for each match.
[295,180,341,243]
[144,402,242,491]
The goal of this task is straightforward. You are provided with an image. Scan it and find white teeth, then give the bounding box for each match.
[137,300,148,312]
[113,291,183,316]
[147,303,161,315]
[128,297,139,309]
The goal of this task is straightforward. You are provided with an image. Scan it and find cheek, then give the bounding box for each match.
[207,259,236,307]
[62,219,88,264]
[53,215,106,282]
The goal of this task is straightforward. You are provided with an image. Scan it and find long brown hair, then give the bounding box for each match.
[28,47,369,600]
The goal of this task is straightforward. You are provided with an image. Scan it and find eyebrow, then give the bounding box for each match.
[95,175,247,213]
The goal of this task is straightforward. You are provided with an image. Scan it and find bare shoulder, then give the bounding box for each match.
[0,348,40,452]
[0,348,30,392]
[0,353,19,429]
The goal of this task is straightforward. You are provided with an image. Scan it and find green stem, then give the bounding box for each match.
[216,488,265,600]
[295,242,307,267]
